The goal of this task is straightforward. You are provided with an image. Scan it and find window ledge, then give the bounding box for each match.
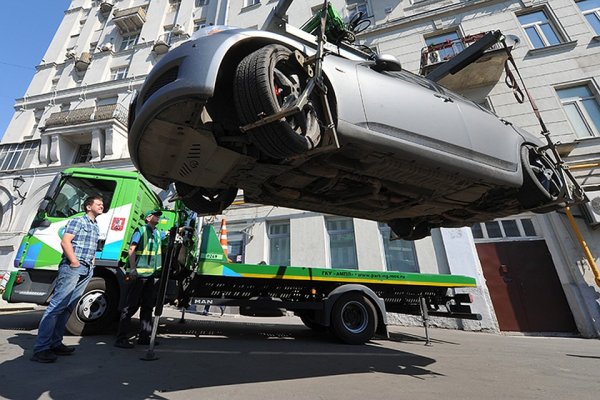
[241,3,261,13]
[526,40,577,56]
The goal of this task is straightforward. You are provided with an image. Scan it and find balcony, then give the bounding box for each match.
[74,52,91,72]
[419,32,511,91]
[112,6,147,34]
[43,104,128,129]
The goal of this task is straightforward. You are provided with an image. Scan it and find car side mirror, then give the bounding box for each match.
[372,54,402,72]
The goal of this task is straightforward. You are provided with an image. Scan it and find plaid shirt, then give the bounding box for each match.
[61,215,99,267]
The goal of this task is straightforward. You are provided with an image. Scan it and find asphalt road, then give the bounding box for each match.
[0,307,598,400]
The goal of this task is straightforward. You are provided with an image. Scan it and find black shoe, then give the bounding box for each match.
[31,350,58,363]
[51,343,75,355]
[114,339,135,349]
[137,339,160,346]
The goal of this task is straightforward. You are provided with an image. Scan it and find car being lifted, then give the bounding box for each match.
[127,2,583,240]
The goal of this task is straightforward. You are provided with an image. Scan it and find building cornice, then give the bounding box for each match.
[358,0,513,38]
[14,76,147,110]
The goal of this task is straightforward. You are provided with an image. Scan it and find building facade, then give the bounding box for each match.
[1,0,599,336]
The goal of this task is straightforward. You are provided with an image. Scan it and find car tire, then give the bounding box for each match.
[517,145,563,209]
[234,44,322,159]
[66,276,118,336]
[330,292,377,345]
[176,182,237,215]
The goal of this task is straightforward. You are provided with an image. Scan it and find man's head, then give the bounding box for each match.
[84,196,104,219]
[144,209,162,226]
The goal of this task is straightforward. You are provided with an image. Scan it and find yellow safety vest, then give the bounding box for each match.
[130,225,162,277]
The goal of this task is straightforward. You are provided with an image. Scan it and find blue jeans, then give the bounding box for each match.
[33,263,93,353]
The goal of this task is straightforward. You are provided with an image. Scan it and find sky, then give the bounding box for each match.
[0,1,72,141]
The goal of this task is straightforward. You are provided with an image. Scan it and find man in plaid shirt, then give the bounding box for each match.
[31,195,104,363]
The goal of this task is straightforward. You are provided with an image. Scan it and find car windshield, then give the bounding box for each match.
[46,176,115,218]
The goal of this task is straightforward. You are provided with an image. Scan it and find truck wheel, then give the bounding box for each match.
[66,277,118,336]
[176,182,237,215]
[330,292,377,345]
[517,145,563,209]
[234,44,322,159]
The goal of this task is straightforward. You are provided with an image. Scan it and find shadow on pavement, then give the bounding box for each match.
[0,315,441,400]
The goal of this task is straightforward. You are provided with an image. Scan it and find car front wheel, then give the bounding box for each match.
[234,44,323,159]
[176,182,237,215]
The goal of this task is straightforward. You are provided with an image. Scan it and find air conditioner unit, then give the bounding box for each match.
[101,42,113,52]
[580,190,600,227]
[172,24,186,36]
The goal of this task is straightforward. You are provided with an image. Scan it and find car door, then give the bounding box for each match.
[356,66,472,153]
[441,88,522,172]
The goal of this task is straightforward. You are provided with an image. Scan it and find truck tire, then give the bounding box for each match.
[330,292,377,345]
[234,44,322,159]
[66,276,118,336]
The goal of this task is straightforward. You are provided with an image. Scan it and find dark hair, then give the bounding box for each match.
[84,195,103,210]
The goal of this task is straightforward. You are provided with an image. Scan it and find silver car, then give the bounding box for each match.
[128,25,578,239]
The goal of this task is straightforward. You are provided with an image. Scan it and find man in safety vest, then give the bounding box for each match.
[114,209,163,348]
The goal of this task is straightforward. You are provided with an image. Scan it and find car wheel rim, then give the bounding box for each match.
[529,150,562,197]
[273,62,320,139]
[340,301,368,334]
[76,290,107,322]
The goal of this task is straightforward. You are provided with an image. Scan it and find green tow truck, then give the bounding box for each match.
[176,224,480,344]
[3,167,480,344]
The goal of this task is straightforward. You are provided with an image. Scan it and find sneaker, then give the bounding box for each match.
[137,338,160,346]
[114,339,135,349]
[51,343,75,355]
[31,350,58,363]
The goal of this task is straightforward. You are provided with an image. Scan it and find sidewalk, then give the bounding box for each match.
[0,298,36,312]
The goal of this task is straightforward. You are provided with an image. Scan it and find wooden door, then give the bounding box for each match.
[476,241,577,333]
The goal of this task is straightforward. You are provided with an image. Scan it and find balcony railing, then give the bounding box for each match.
[419,32,505,74]
[43,104,128,129]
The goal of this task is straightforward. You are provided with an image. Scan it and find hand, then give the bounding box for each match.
[129,269,138,280]
[69,261,81,268]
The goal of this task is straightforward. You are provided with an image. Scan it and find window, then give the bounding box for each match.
[517,10,562,49]
[326,218,358,269]
[110,66,129,80]
[0,141,39,171]
[119,33,139,51]
[243,0,260,7]
[195,0,209,6]
[46,176,116,217]
[577,0,600,36]
[557,85,600,138]
[378,223,418,272]
[193,19,207,32]
[471,218,539,240]
[346,0,369,16]
[268,221,290,266]
[425,31,465,62]
[74,143,92,164]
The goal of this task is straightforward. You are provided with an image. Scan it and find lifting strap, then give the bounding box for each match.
[501,38,584,204]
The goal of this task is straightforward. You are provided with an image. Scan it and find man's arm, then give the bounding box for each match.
[128,243,138,274]
[61,232,80,267]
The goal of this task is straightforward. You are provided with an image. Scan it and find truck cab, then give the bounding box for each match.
[5,167,185,335]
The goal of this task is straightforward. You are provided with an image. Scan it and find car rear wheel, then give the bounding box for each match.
[176,182,237,215]
[234,44,322,159]
[517,145,563,209]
